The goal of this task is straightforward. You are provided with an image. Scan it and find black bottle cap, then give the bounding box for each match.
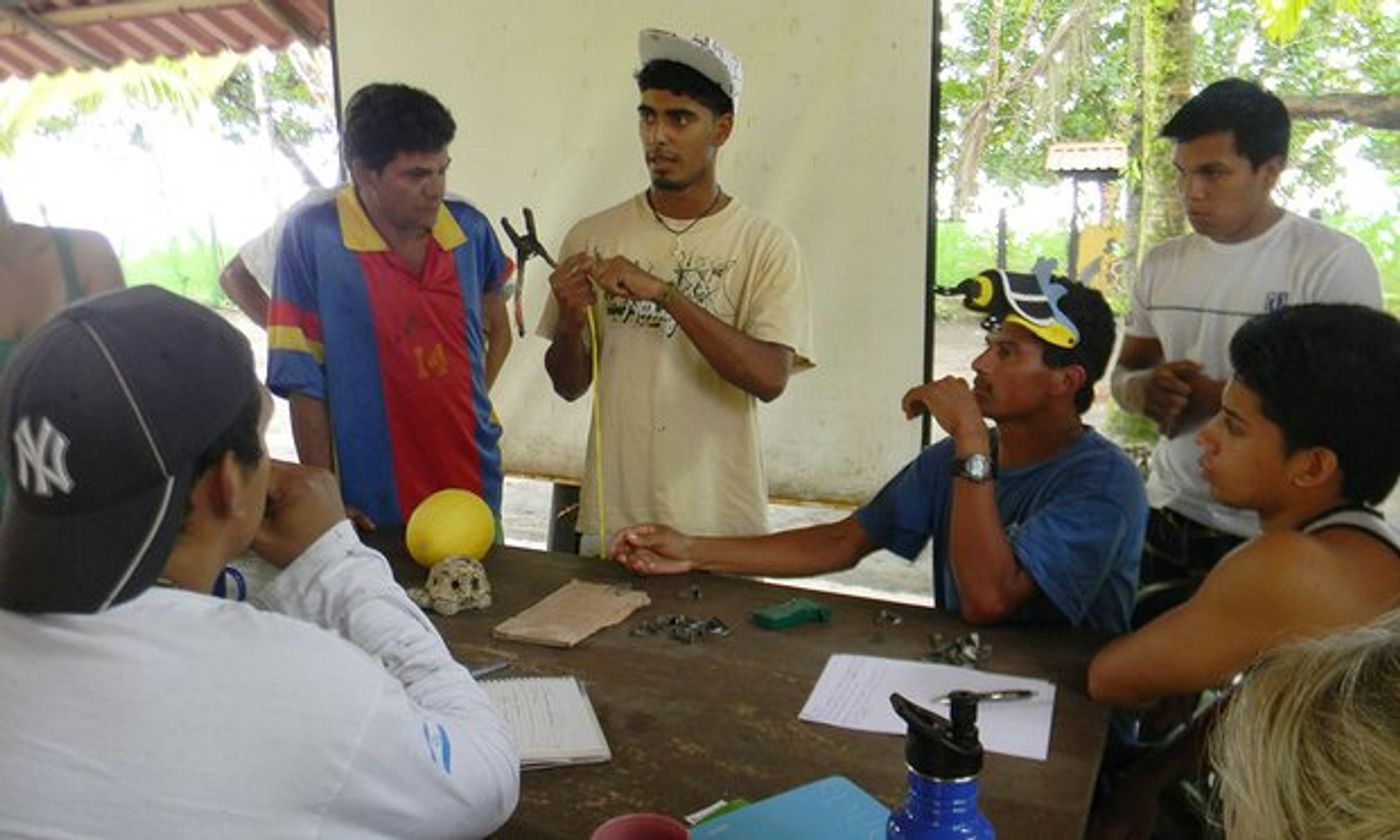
[890,691,984,780]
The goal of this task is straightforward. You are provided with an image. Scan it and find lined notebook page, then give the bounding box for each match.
[481,676,611,769]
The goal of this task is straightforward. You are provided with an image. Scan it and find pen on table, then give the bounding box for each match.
[470,661,511,679]
[930,689,1036,704]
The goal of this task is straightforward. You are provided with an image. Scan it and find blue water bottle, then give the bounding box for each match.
[887,691,995,839]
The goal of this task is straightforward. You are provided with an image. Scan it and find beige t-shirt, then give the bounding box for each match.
[538,193,813,540]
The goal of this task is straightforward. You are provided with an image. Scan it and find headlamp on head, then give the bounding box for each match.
[935,257,1080,349]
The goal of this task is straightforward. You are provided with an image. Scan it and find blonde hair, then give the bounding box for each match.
[1211,608,1400,839]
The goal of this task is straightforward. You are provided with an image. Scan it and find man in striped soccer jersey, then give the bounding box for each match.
[268,83,513,529]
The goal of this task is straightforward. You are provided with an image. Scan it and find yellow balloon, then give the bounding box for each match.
[405,489,495,568]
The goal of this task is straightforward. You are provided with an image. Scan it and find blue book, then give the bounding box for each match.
[691,776,888,839]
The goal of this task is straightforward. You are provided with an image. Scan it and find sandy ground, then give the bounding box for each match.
[232,310,1397,607]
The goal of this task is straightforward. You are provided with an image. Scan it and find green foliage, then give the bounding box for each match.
[939,0,1396,227]
[0,55,237,155]
[1256,0,1361,45]
[941,1,1132,204]
[1104,401,1159,446]
[120,231,232,309]
[1329,214,1400,313]
[1197,0,1395,210]
[212,51,333,148]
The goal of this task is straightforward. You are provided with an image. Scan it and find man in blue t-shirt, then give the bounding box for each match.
[610,275,1146,636]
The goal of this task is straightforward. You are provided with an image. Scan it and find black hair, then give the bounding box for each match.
[343,83,456,171]
[1160,78,1290,169]
[192,389,263,480]
[636,60,733,116]
[1041,280,1116,414]
[1230,304,1400,505]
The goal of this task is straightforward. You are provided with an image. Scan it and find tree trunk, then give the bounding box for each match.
[950,0,1005,220]
[948,0,1101,220]
[1282,94,1400,131]
[1121,0,1144,287]
[1135,0,1195,260]
[951,100,995,221]
[270,127,326,191]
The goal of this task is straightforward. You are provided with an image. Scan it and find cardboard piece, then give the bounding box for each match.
[492,579,650,648]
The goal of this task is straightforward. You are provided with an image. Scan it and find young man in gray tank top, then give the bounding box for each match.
[1086,304,1400,837]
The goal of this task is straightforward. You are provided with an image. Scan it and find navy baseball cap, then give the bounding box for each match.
[0,286,260,613]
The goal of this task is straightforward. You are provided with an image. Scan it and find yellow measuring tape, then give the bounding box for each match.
[585,306,606,552]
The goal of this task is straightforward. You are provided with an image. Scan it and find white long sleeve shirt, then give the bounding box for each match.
[0,521,519,839]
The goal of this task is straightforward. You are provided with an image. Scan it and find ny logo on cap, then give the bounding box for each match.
[12,416,75,497]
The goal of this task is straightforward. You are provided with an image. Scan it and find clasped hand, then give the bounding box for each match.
[901,376,986,441]
[1143,361,1220,437]
[549,253,666,325]
[252,461,347,569]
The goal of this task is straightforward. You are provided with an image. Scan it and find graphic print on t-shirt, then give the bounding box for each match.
[603,251,736,338]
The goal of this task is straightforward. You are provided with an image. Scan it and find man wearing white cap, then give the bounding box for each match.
[540,29,813,550]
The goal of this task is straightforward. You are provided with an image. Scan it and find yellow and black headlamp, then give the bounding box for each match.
[934,258,1080,349]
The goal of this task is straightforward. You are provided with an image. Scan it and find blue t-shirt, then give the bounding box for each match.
[855,430,1145,635]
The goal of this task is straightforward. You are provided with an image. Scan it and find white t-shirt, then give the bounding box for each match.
[1124,211,1382,536]
[538,193,813,541]
[239,186,339,292]
[0,522,519,839]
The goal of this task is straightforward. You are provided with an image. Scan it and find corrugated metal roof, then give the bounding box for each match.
[1045,141,1128,174]
[0,0,329,80]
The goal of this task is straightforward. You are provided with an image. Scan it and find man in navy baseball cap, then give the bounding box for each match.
[0,284,261,611]
[0,286,518,836]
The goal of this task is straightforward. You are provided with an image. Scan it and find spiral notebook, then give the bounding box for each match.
[480,676,611,769]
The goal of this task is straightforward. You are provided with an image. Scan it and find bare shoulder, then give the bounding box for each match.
[1312,527,1400,590]
[59,228,124,292]
[57,227,115,254]
[1208,529,1400,633]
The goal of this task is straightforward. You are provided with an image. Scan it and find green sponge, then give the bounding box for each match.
[751,597,832,630]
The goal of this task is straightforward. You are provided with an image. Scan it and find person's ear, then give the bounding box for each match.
[349,159,374,191]
[712,112,733,148]
[1259,156,1284,191]
[205,451,258,521]
[1054,363,1086,401]
[1289,446,1339,491]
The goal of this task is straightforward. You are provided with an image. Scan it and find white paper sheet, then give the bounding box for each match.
[799,654,1056,761]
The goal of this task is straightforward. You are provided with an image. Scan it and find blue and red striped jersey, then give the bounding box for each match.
[268,187,511,526]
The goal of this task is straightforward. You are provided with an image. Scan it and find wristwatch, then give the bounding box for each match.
[950,452,996,483]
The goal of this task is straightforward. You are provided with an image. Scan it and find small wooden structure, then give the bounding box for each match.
[1045,141,1127,279]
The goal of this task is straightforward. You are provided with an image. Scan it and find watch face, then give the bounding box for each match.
[962,454,993,481]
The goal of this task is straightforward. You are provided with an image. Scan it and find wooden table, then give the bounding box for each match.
[376,537,1109,838]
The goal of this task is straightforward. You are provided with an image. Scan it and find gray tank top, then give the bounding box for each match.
[1302,507,1400,559]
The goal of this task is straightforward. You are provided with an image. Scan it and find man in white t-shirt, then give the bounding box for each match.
[1111,78,1382,591]
[539,29,813,549]
[0,287,518,838]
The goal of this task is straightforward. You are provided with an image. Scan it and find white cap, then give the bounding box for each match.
[638,28,743,108]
